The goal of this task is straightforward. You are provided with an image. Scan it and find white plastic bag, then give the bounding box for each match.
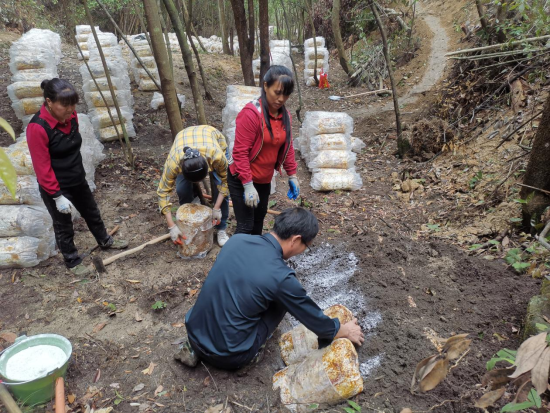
[304,37,326,48]
[7,82,43,100]
[4,141,34,176]
[302,112,354,136]
[0,205,52,238]
[0,176,42,205]
[308,151,356,170]
[310,169,363,192]
[308,133,351,153]
[351,136,366,153]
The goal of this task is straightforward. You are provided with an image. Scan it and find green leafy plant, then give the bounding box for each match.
[114,390,124,405]
[107,303,116,312]
[0,117,17,199]
[343,400,361,412]
[486,348,517,370]
[427,223,441,232]
[505,248,530,272]
[501,388,542,412]
[513,192,535,205]
[152,300,167,310]
[469,171,483,189]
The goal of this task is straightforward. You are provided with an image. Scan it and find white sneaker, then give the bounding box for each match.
[217,230,229,247]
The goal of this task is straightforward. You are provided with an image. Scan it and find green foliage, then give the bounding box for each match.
[469,171,483,189]
[501,389,541,412]
[0,117,17,199]
[152,300,167,310]
[427,223,441,232]
[492,0,550,38]
[505,248,530,272]
[486,348,517,370]
[114,390,124,405]
[343,400,361,412]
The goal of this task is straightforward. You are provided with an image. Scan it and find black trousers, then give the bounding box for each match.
[189,302,286,370]
[227,173,272,235]
[40,181,111,268]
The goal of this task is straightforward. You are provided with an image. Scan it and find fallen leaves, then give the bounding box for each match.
[142,362,157,375]
[67,394,76,404]
[133,383,145,392]
[205,404,231,413]
[509,332,547,379]
[135,311,143,322]
[474,387,506,409]
[93,369,101,383]
[0,332,16,344]
[154,385,163,397]
[93,322,106,333]
[407,296,417,308]
[411,333,471,393]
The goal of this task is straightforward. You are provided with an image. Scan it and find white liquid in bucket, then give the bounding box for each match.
[5,345,67,381]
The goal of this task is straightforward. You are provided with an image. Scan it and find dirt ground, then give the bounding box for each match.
[0,1,544,412]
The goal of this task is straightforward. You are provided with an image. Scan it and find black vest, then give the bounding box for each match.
[29,112,86,189]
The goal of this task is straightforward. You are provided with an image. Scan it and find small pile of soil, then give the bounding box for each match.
[408,118,454,160]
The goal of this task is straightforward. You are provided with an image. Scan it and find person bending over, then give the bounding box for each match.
[174,207,364,370]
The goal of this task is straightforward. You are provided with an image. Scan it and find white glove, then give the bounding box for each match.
[212,208,222,225]
[168,225,185,244]
[54,195,75,215]
[243,182,259,208]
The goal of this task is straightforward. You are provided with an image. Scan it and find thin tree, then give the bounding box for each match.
[368,0,406,156]
[258,0,270,82]
[332,0,352,75]
[217,0,231,54]
[229,0,256,85]
[162,0,207,124]
[180,0,213,100]
[520,92,550,228]
[143,0,184,137]
[304,0,319,85]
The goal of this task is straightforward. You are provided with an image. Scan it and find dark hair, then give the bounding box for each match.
[273,207,319,244]
[41,78,79,106]
[180,147,208,182]
[261,65,294,144]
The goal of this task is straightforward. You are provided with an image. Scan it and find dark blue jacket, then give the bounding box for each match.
[185,233,340,356]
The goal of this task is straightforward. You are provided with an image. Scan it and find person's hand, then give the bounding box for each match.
[337,318,364,346]
[287,175,300,200]
[54,195,75,215]
[168,225,186,245]
[243,182,259,208]
[212,208,222,226]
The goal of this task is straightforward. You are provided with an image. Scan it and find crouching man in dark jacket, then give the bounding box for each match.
[174,207,364,370]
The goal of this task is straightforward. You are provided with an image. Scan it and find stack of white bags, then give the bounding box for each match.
[75,25,99,60]
[7,29,62,127]
[253,39,293,84]
[222,85,261,155]
[303,37,329,86]
[296,112,363,191]
[80,31,136,142]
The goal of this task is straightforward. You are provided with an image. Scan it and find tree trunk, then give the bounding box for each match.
[475,0,489,31]
[163,0,207,124]
[229,0,255,85]
[520,92,550,228]
[143,0,184,137]
[305,0,318,85]
[258,0,270,82]
[217,0,231,54]
[181,0,213,100]
[368,0,406,156]
[332,0,352,75]
[495,4,507,43]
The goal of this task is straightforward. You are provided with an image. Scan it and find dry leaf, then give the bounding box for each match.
[133,383,145,392]
[171,322,185,328]
[445,339,471,360]
[419,358,450,392]
[481,368,514,389]
[205,403,224,413]
[400,409,413,413]
[154,385,163,397]
[93,369,101,383]
[0,332,17,344]
[203,376,211,387]
[442,333,469,352]
[474,387,506,408]
[411,355,438,391]
[531,346,550,394]
[188,289,198,297]
[407,296,417,308]
[126,279,141,284]
[135,312,143,322]
[509,332,547,378]
[67,394,76,404]
[93,322,106,333]
[142,362,157,375]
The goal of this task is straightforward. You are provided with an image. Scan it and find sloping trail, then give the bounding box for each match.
[351,1,450,118]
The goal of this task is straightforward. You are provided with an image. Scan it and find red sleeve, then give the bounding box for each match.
[282,111,298,176]
[26,123,61,197]
[232,105,261,184]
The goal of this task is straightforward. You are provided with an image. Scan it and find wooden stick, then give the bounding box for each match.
[333,88,391,99]
[102,234,171,266]
[495,109,543,149]
[55,378,64,413]
[83,225,120,258]
[516,183,550,196]
[445,35,550,56]
[0,383,22,413]
[201,193,281,215]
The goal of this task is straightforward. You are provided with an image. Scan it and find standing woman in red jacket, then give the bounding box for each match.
[26,78,128,276]
[228,65,300,235]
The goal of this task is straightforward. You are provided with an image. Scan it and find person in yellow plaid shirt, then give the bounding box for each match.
[157,125,230,247]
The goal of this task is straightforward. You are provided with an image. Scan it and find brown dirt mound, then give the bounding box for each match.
[408,118,455,160]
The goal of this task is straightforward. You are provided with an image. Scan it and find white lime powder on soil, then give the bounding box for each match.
[5,345,67,381]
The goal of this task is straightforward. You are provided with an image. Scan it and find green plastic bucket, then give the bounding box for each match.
[0,334,72,406]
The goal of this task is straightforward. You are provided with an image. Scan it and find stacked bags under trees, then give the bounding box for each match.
[303,37,329,87]
[124,34,161,91]
[8,29,62,128]
[80,31,136,142]
[75,25,99,60]
[253,40,293,85]
[296,112,363,191]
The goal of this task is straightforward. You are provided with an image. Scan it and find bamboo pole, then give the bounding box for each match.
[95,0,161,90]
[82,0,135,167]
[158,0,174,78]
[446,35,550,57]
[75,41,127,157]
[449,47,548,60]
[131,0,154,49]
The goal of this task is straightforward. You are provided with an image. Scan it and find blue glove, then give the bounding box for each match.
[287,175,300,200]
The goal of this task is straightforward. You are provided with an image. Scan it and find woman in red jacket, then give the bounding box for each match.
[228,66,300,235]
[26,78,127,276]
